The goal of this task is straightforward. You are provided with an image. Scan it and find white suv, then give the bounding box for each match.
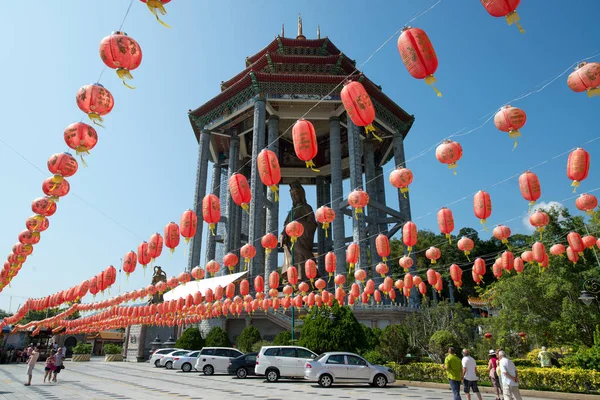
[195,347,244,375]
[255,346,317,382]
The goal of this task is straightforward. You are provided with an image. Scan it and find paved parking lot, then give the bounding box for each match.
[0,359,545,400]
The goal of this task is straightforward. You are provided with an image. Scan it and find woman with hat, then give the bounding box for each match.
[487,349,502,400]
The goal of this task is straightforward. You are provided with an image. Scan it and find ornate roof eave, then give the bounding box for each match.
[245,37,341,65]
[189,72,414,142]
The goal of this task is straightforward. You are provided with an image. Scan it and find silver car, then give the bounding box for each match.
[160,350,192,369]
[172,350,202,372]
[304,352,395,388]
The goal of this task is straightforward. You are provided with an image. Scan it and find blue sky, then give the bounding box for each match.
[1,0,600,312]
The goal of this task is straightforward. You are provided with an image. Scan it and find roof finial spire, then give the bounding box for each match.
[317,24,320,39]
[281,23,284,37]
[297,13,306,40]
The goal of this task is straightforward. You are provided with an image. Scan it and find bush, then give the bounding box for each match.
[205,327,231,347]
[564,346,600,372]
[72,343,92,355]
[428,330,460,363]
[176,328,205,350]
[299,304,366,354]
[361,326,382,353]
[273,331,292,346]
[363,350,386,365]
[236,326,261,353]
[252,340,272,353]
[389,362,600,394]
[379,325,410,364]
[103,343,122,355]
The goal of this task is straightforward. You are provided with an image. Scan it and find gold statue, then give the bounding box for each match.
[149,266,167,304]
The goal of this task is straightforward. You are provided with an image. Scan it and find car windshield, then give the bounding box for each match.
[315,353,328,361]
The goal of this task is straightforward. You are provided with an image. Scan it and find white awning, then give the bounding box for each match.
[163,271,248,301]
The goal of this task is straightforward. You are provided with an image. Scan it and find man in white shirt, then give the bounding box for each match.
[498,351,523,400]
[24,346,39,386]
[461,349,482,400]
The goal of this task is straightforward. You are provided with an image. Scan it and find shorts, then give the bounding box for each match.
[54,365,63,373]
[45,366,55,371]
[463,379,480,393]
[26,365,34,376]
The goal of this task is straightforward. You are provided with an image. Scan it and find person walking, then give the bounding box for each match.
[43,351,56,383]
[443,347,463,400]
[461,349,482,400]
[52,347,65,383]
[24,346,39,386]
[498,351,523,400]
[487,350,502,400]
[537,346,552,368]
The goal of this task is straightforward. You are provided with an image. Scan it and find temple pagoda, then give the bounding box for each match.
[187,16,415,281]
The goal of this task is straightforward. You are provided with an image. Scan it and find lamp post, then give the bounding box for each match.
[579,278,600,307]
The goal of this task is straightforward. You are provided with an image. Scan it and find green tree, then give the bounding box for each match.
[205,327,231,347]
[236,325,261,353]
[378,325,410,363]
[428,330,460,363]
[273,330,292,346]
[0,309,12,320]
[176,327,205,350]
[299,303,366,354]
[361,325,382,353]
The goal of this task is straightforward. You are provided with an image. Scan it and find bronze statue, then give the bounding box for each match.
[149,266,167,304]
[279,182,318,281]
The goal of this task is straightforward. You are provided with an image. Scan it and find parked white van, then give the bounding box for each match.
[255,346,317,382]
[195,347,244,375]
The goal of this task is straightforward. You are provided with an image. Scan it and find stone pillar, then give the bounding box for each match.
[265,116,280,276]
[375,166,388,235]
[224,132,239,256]
[363,138,381,278]
[248,97,267,278]
[347,118,368,270]
[448,279,455,305]
[329,117,346,276]
[188,129,212,271]
[205,163,222,264]
[316,176,327,277]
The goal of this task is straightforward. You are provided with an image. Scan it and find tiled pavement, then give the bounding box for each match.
[0,359,547,400]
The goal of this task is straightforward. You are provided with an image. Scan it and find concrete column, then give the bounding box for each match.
[375,166,388,235]
[347,118,368,271]
[265,116,280,276]
[363,138,381,279]
[205,163,221,264]
[448,279,455,305]
[223,132,240,256]
[248,97,267,278]
[316,176,326,278]
[329,117,346,276]
[188,129,211,271]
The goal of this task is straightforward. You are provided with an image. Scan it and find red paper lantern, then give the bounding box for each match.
[305,259,317,283]
[567,148,590,192]
[473,190,492,228]
[449,264,463,286]
[223,253,239,274]
[178,272,191,285]
[180,209,198,243]
[532,241,546,265]
[399,256,413,272]
[315,206,335,237]
[566,246,579,264]
[418,282,427,296]
[18,230,40,245]
[261,233,278,254]
[268,271,280,291]
[375,263,389,278]
[354,269,367,284]
[494,105,526,148]
[501,251,514,271]
[122,251,137,277]
[493,225,511,246]
[403,274,414,294]
[63,122,98,160]
[31,197,57,217]
[346,243,359,269]
[575,193,598,215]
[518,171,541,209]
[529,211,549,239]
[240,244,256,270]
[140,0,171,27]
[26,215,49,233]
[12,243,33,257]
[191,266,205,280]
[550,243,565,257]
[473,258,486,282]
[425,247,441,264]
[480,0,524,34]
[325,252,336,278]
[348,190,369,219]
[567,62,600,97]
[76,83,114,126]
[292,119,319,171]
[99,31,142,88]
[375,234,390,262]
[137,241,151,270]
[202,194,221,236]
[514,257,524,273]
[426,269,438,287]
[257,149,281,200]
[206,260,220,277]
[583,235,596,249]
[341,81,380,141]
[397,27,441,96]
[436,140,463,174]
[228,173,252,213]
[42,177,70,202]
[164,222,180,254]
[389,168,413,198]
[437,207,454,243]
[148,233,164,262]
[47,153,78,190]
[285,221,304,250]
[521,250,534,264]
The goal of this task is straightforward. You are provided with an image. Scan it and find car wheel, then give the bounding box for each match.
[203,365,214,376]
[154,360,161,368]
[165,361,173,369]
[318,374,333,388]
[182,363,192,373]
[236,367,248,379]
[374,374,387,388]
[265,368,279,383]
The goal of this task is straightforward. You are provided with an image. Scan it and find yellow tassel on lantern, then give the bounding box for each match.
[572,181,580,193]
[509,130,520,150]
[365,124,383,142]
[425,75,443,97]
[270,185,279,202]
[116,68,136,89]
[505,11,524,34]
[537,227,544,241]
[400,187,409,199]
[241,203,250,214]
[446,234,452,244]
[322,222,330,238]
[145,0,171,28]
[480,219,488,231]
[528,201,536,214]
[431,259,437,264]
[87,112,104,127]
[50,174,64,191]
[209,223,216,236]
[464,251,471,262]
[354,208,363,220]
[448,163,458,175]
[588,88,600,97]
[290,236,297,250]
[305,159,320,172]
